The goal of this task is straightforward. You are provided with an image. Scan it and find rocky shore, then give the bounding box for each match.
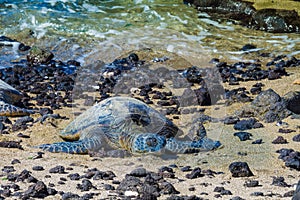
[185,0,300,33]
[0,35,300,199]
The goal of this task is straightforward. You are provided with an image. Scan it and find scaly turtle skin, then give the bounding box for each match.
[0,80,34,116]
[36,97,221,154]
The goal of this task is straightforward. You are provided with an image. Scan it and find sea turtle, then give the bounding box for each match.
[0,79,34,116]
[36,97,221,155]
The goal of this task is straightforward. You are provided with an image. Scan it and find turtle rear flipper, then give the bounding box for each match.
[0,102,35,116]
[35,139,101,154]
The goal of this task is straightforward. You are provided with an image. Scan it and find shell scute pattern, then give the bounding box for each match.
[36,97,221,155]
[0,80,34,116]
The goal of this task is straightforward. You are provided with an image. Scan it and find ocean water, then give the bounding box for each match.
[0,0,300,67]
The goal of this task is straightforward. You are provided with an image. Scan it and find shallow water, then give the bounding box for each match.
[1,0,300,67]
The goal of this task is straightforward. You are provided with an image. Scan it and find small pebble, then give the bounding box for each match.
[278,128,296,133]
[68,173,81,180]
[292,134,300,142]
[185,167,202,179]
[180,166,192,172]
[129,168,147,177]
[103,184,115,190]
[272,136,288,144]
[230,197,245,200]
[11,159,21,164]
[271,176,290,187]
[49,165,65,174]
[32,166,44,171]
[252,139,263,144]
[234,132,252,141]
[244,180,259,187]
[229,162,254,177]
[250,192,264,196]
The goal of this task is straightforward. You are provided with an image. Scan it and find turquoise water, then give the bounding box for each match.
[1,0,300,66]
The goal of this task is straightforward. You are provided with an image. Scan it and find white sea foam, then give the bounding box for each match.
[167,12,188,24]
[82,3,106,13]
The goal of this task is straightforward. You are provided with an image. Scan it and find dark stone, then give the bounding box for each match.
[188,0,255,21]
[250,87,262,95]
[27,46,54,65]
[0,141,23,150]
[159,181,179,195]
[17,133,30,138]
[2,189,11,197]
[284,91,300,114]
[68,173,81,180]
[178,88,199,107]
[250,9,300,33]
[12,116,34,131]
[250,192,264,196]
[272,136,288,144]
[251,88,280,107]
[66,60,81,66]
[223,116,239,124]
[213,186,225,192]
[18,43,31,51]
[32,166,44,171]
[128,53,139,62]
[77,179,95,191]
[0,121,5,133]
[11,159,21,164]
[293,134,300,142]
[185,167,202,179]
[281,152,299,170]
[284,190,295,197]
[103,184,115,190]
[244,180,259,187]
[27,175,38,183]
[159,166,174,173]
[279,128,296,134]
[61,192,80,200]
[117,175,142,191]
[182,66,203,84]
[271,176,290,187]
[130,168,148,177]
[49,165,65,174]
[22,181,49,198]
[47,188,57,196]
[221,189,232,195]
[237,89,291,123]
[2,166,15,173]
[233,118,257,130]
[234,131,252,141]
[241,44,256,51]
[252,139,263,144]
[180,166,192,172]
[229,162,254,177]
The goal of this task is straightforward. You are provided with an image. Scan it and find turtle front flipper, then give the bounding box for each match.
[0,101,35,116]
[35,138,101,154]
[165,137,222,154]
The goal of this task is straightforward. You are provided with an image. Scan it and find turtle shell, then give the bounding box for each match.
[0,80,23,104]
[60,97,179,142]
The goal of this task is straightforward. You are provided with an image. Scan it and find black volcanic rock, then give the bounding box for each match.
[229,162,254,177]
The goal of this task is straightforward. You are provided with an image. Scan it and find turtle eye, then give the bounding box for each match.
[146,137,157,147]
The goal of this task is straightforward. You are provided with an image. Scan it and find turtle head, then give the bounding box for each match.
[132,133,166,154]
